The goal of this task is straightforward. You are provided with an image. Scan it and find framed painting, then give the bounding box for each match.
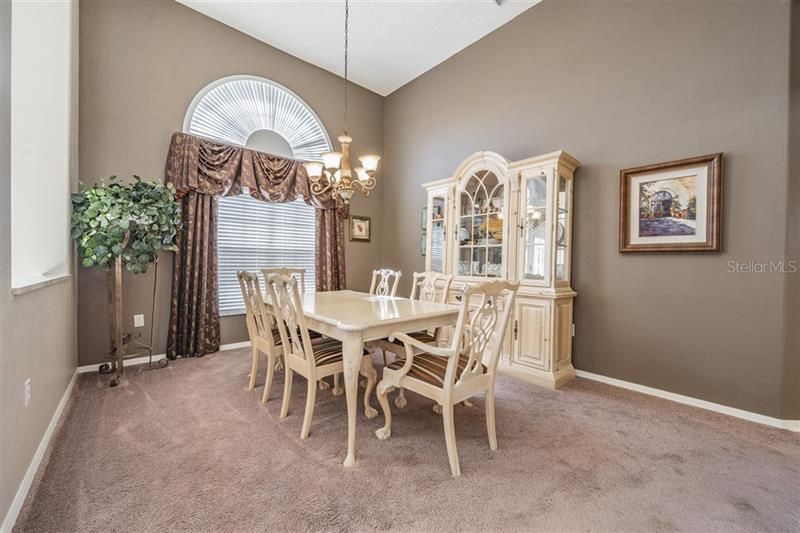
[620,153,722,253]
[349,215,371,242]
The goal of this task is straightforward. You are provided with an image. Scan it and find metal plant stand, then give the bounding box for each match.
[99,247,168,387]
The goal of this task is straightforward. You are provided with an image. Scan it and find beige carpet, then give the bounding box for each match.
[13,348,800,532]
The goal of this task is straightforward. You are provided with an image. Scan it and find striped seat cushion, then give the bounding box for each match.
[310,339,369,367]
[387,352,485,387]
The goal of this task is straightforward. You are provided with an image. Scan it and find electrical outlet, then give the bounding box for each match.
[571,324,576,337]
[24,378,31,407]
[134,314,145,328]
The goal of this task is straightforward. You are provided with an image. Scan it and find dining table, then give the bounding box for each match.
[299,289,461,467]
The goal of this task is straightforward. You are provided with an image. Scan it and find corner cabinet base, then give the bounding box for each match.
[497,360,576,389]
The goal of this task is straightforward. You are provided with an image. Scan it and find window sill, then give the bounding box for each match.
[11,273,71,296]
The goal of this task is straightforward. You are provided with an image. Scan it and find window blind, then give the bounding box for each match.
[218,195,316,316]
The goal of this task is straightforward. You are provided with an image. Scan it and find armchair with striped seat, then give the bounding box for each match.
[369,271,453,407]
[374,280,518,477]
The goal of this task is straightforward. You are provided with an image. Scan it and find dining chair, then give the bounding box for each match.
[371,271,454,407]
[265,273,379,439]
[369,268,402,296]
[261,267,335,391]
[374,280,519,477]
[237,271,282,399]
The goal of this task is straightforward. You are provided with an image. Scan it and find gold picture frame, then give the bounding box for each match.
[349,215,371,242]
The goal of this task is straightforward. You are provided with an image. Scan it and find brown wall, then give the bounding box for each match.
[382,1,792,417]
[783,1,800,420]
[78,0,384,365]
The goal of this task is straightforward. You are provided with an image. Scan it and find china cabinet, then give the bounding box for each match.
[421,150,579,389]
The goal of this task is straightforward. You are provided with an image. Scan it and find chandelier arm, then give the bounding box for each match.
[353,177,377,193]
[310,179,333,196]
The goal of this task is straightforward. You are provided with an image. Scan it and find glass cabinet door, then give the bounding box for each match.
[555,175,571,282]
[521,171,549,283]
[428,194,447,273]
[457,170,504,278]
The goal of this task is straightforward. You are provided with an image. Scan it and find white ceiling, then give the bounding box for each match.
[177,0,540,96]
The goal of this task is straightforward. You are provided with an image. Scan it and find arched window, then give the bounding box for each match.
[184,76,331,315]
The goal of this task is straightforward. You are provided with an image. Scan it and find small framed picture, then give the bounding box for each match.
[620,153,722,253]
[349,215,371,242]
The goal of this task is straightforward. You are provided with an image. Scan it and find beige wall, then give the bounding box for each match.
[78,0,384,366]
[382,1,792,417]
[0,0,79,524]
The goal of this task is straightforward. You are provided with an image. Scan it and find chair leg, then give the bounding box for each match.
[261,353,276,404]
[248,345,259,390]
[318,377,331,390]
[361,358,378,419]
[300,378,317,440]
[332,372,344,396]
[485,389,497,451]
[374,380,395,440]
[394,388,408,408]
[280,367,293,418]
[442,403,461,477]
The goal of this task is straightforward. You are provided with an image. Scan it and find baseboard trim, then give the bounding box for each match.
[76,341,252,374]
[1,369,78,533]
[575,369,800,433]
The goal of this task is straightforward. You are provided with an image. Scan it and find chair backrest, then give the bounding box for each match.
[261,267,308,294]
[444,280,518,388]
[237,271,274,343]
[370,268,402,296]
[263,272,316,369]
[410,271,453,304]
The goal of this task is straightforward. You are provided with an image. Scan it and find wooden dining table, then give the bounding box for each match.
[299,290,460,467]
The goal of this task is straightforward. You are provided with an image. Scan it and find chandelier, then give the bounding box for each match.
[303,0,379,203]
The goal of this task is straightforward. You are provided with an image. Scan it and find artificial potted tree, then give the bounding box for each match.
[71,176,180,386]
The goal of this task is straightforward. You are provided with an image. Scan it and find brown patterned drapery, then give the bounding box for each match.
[316,209,347,292]
[165,132,347,358]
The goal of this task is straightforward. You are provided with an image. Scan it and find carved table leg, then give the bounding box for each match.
[341,332,363,467]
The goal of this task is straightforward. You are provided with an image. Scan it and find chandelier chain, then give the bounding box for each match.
[343,0,349,133]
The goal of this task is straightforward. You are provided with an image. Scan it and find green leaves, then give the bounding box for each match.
[71,176,181,274]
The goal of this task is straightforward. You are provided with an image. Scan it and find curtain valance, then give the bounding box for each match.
[164,131,347,359]
[164,132,343,211]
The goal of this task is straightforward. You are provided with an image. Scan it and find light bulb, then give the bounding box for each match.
[359,154,380,173]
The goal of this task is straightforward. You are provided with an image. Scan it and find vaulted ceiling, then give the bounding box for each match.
[177,1,540,96]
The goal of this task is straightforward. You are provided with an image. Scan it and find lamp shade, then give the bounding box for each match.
[358,154,381,173]
[354,166,369,182]
[322,151,342,171]
[303,161,324,180]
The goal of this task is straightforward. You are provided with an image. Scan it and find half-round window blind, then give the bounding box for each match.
[184,76,331,316]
